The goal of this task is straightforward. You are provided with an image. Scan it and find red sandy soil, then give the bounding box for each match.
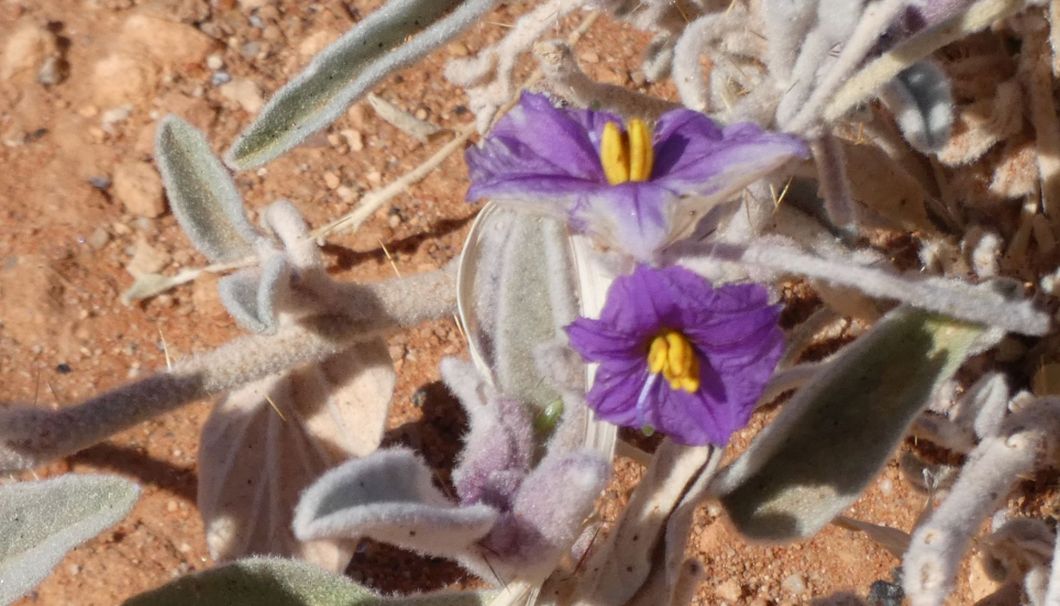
[0,1,986,604]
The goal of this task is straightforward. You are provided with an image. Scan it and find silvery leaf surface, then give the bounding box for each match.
[197,340,395,571]
[494,210,579,410]
[880,60,954,153]
[226,0,499,169]
[713,307,984,541]
[156,116,259,262]
[0,474,140,605]
[217,253,290,335]
[122,556,494,606]
[293,448,498,564]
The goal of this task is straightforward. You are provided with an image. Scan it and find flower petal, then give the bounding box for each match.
[566,265,784,446]
[577,184,673,261]
[469,92,606,187]
[653,110,809,199]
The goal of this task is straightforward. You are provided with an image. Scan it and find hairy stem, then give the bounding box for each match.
[902,399,1060,606]
[824,0,1028,124]
[0,267,456,472]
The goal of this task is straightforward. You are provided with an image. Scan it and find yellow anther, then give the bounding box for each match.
[599,119,654,185]
[600,122,630,185]
[647,329,701,393]
[648,332,669,374]
[627,118,654,182]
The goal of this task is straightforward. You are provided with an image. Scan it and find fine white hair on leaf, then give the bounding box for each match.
[217,252,291,335]
[760,0,817,84]
[784,0,913,132]
[292,448,499,565]
[0,267,457,473]
[641,33,676,82]
[262,200,320,271]
[823,0,1032,125]
[671,6,747,112]
[444,0,583,132]
[713,307,983,542]
[534,40,680,120]
[902,399,1060,606]
[445,0,580,89]
[669,237,1052,336]
[226,0,500,169]
[155,115,259,263]
[879,60,955,153]
[963,227,1003,279]
[0,475,140,606]
[951,372,1010,440]
[1043,528,1060,605]
[811,133,859,230]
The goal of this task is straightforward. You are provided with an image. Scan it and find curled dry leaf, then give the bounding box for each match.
[843,140,933,231]
[197,339,396,571]
[936,79,1022,167]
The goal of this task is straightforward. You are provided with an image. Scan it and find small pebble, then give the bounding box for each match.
[87,227,110,250]
[88,175,111,190]
[211,70,232,86]
[205,53,224,70]
[782,573,807,595]
[411,388,428,407]
[56,362,72,374]
[323,171,340,189]
[715,579,742,602]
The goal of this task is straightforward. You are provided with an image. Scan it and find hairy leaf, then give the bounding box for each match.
[672,237,1051,336]
[218,254,290,334]
[293,448,498,559]
[122,556,493,606]
[198,341,395,571]
[494,211,579,410]
[0,474,139,605]
[226,0,499,169]
[714,307,983,541]
[156,116,258,262]
[881,60,954,153]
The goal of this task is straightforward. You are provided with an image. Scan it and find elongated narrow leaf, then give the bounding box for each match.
[494,211,579,410]
[0,474,140,605]
[156,116,258,262]
[714,307,983,541]
[198,341,395,571]
[123,557,493,606]
[226,0,498,169]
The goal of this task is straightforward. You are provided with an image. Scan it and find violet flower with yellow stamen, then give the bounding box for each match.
[565,265,783,446]
[465,92,809,259]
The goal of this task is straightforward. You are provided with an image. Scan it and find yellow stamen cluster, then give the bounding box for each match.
[600,119,654,185]
[647,329,701,393]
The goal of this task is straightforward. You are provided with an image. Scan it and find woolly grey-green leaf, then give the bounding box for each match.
[880,60,953,153]
[156,116,259,262]
[494,211,578,411]
[0,474,140,605]
[217,254,290,334]
[226,0,498,170]
[123,556,493,605]
[714,307,983,542]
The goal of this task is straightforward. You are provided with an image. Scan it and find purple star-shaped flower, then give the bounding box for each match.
[565,265,783,446]
[465,92,809,259]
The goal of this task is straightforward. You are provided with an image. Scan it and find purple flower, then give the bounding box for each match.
[465,92,809,259]
[565,265,783,446]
